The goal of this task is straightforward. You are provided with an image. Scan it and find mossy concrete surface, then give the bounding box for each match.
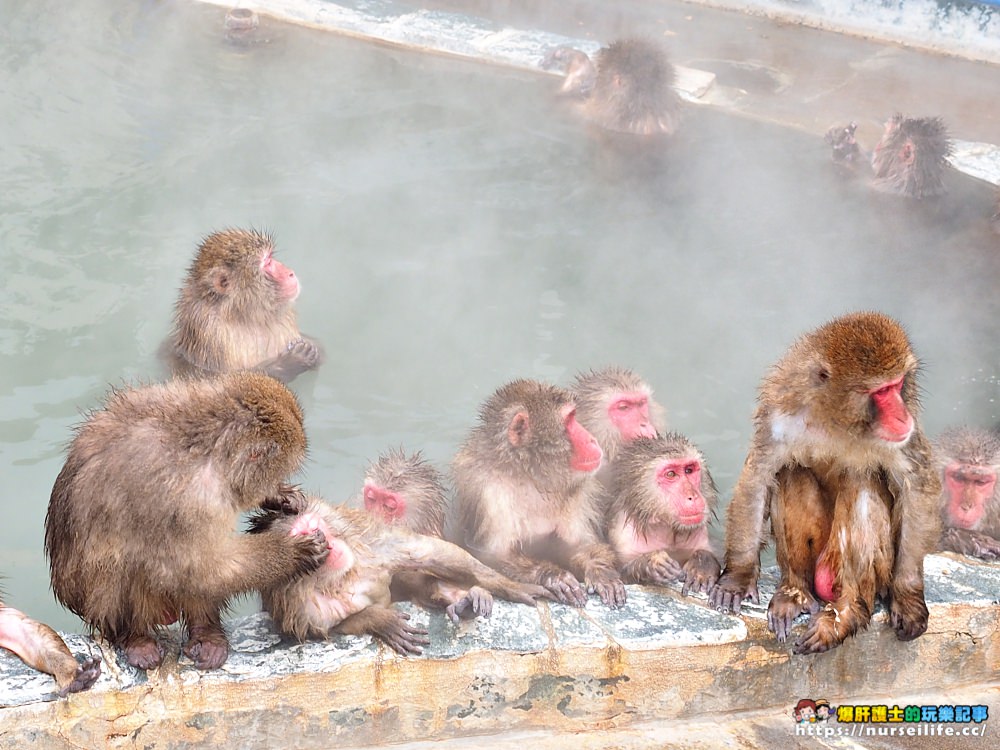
[1,555,997,749]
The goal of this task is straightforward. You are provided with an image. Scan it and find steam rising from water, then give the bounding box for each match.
[0,0,997,628]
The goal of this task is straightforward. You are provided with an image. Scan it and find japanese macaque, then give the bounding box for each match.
[606,434,721,596]
[571,366,666,486]
[542,38,682,136]
[44,373,329,671]
[163,229,322,383]
[826,115,952,198]
[0,589,101,696]
[250,500,549,655]
[363,448,492,621]
[709,312,941,654]
[934,427,1000,560]
[450,379,626,608]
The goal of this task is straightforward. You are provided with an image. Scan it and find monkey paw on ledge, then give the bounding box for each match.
[1,555,997,750]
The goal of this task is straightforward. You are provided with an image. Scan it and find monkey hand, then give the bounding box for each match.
[446,586,493,622]
[680,551,722,597]
[375,611,430,656]
[260,483,308,515]
[708,569,759,614]
[184,624,230,670]
[889,588,929,642]
[262,338,323,383]
[793,606,848,655]
[767,586,820,643]
[586,567,627,609]
[538,565,587,607]
[57,655,102,696]
[289,527,331,575]
[942,527,1000,560]
[624,550,683,586]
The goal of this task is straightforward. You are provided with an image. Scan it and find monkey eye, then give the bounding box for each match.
[684,464,697,475]
[664,470,677,478]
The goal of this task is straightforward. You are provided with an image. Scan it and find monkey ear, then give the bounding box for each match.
[899,142,915,165]
[210,268,231,294]
[507,412,531,447]
[812,365,831,385]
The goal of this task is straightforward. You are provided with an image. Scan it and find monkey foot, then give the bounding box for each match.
[58,655,102,696]
[708,572,759,614]
[184,626,230,670]
[541,571,588,608]
[446,587,492,622]
[767,588,819,643]
[376,612,430,656]
[123,635,164,670]
[889,591,929,641]
[681,551,721,597]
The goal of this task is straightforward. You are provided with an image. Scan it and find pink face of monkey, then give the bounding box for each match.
[607,392,658,442]
[363,482,406,524]
[289,512,354,572]
[656,458,706,528]
[869,375,914,443]
[260,249,300,302]
[563,405,603,473]
[944,462,996,529]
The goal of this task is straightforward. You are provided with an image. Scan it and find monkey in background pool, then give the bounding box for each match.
[710,312,940,654]
[162,228,322,383]
[934,426,1000,560]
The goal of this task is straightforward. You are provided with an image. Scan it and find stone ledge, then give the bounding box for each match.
[1,555,997,749]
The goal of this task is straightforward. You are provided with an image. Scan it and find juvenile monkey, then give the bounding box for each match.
[571,366,666,486]
[934,427,1000,560]
[543,38,682,136]
[606,434,721,596]
[363,448,492,621]
[0,589,101,696]
[450,379,626,608]
[163,228,322,383]
[709,312,941,654]
[45,373,329,670]
[251,500,549,655]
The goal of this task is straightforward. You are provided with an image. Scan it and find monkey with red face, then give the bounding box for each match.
[572,367,666,487]
[934,427,1000,560]
[163,228,322,383]
[450,379,626,608]
[606,434,721,597]
[709,312,940,654]
[363,448,493,621]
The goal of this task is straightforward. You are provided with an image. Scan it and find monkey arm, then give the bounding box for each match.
[0,606,101,696]
[334,606,429,656]
[214,528,329,597]
[257,337,323,383]
[941,527,1000,560]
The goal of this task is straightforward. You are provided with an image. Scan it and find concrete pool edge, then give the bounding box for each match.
[1,556,997,748]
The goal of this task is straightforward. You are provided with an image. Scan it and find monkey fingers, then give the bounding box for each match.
[123,634,164,670]
[183,624,230,670]
[888,590,929,642]
[261,483,307,515]
[767,588,820,643]
[375,611,430,656]
[708,570,759,614]
[793,608,846,654]
[289,528,331,575]
[446,586,492,623]
[58,656,102,697]
[265,339,322,383]
[971,532,1000,560]
[539,567,588,607]
[680,551,722,597]
[586,569,627,609]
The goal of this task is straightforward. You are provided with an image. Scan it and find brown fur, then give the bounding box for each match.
[934,426,1000,559]
[607,434,721,595]
[251,501,548,654]
[0,589,101,696]
[163,228,321,382]
[871,115,952,198]
[709,311,941,653]
[44,373,328,670]
[449,379,626,608]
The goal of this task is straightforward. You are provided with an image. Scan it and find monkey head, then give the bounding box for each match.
[479,379,603,485]
[778,312,919,446]
[572,367,665,451]
[187,229,300,319]
[288,509,355,576]
[363,448,447,535]
[935,427,1000,531]
[871,114,951,198]
[825,121,860,163]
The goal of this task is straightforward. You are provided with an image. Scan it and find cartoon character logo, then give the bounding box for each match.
[793,699,817,723]
[815,699,835,722]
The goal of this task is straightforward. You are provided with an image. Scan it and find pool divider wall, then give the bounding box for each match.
[1,557,998,749]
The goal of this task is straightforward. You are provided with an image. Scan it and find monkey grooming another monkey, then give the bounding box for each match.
[572,366,666,487]
[709,312,940,654]
[450,379,626,608]
[251,500,549,655]
[606,434,721,597]
[163,228,322,383]
[1,588,101,696]
[826,115,952,199]
[363,448,492,621]
[934,426,1000,560]
[45,373,329,670]
[542,38,682,136]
